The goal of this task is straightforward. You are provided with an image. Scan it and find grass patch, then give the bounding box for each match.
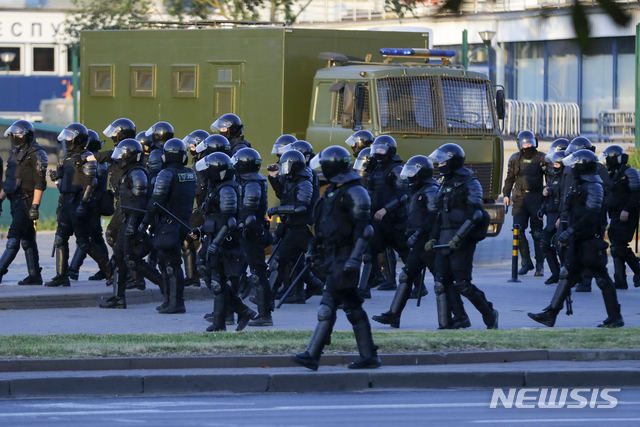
[2,328,640,359]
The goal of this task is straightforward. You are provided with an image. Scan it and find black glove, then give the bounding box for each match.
[76,201,88,218]
[558,228,574,245]
[343,257,361,273]
[267,207,278,217]
[48,169,58,181]
[305,251,318,265]
[29,204,39,221]
[407,232,420,248]
[208,242,220,256]
[137,222,149,234]
[537,209,545,220]
[125,219,136,237]
[424,239,437,252]
[190,228,201,240]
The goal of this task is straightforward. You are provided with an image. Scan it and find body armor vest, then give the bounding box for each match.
[406,178,439,234]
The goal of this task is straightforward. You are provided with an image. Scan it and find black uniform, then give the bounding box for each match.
[145,163,196,312]
[539,169,563,284]
[372,177,440,328]
[503,149,547,273]
[47,148,111,286]
[0,142,47,284]
[431,168,498,329]
[529,172,623,328]
[606,164,640,288]
[228,136,251,155]
[94,149,124,249]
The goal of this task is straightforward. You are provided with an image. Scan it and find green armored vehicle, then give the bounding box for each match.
[80,26,505,235]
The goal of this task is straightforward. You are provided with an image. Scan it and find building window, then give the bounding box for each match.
[172,65,198,98]
[89,64,114,97]
[0,46,21,72]
[514,42,544,102]
[581,39,613,133]
[547,40,579,104]
[67,48,80,73]
[616,37,635,111]
[33,46,55,72]
[130,65,155,97]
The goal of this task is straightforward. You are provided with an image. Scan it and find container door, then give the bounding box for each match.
[211,64,242,118]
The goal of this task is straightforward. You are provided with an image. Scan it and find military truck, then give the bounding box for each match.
[80,26,505,235]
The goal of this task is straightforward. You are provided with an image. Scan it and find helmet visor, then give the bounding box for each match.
[195,141,209,154]
[562,151,589,168]
[372,145,388,156]
[144,126,156,138]
[428,148,454,165]
[597,152,607,162]
[57,128,78,142]
[400,164,421,180]
[271,143,288,156]
[194,157,209,172]
[211,118,232,133]
[111,146,126,160]
[183,134,203,148]
[546,150,566,164]
[309,153,322,173]
[103,124,120,138]
[345,135,359,148]
[280,159,293,175]
[517,137,537,150]
[4,124,28,138]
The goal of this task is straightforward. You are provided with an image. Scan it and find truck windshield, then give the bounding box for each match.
[376,76,497,135]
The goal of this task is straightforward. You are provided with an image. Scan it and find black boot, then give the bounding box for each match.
[377,249,397,290]
[527,310,558,327]
[347,309,381,370]
[575,275,592,292]
[532,230,545,277]
[99,296,126,309]
[156,268,170,311]
[101,267,126,309]
[45,242,70,287]
[372,277,411,328]
[305,271,324,300]
[528,274,571,327]
[68,247,87,281]
[0,238,20,283]
[518,235,534,275]
[182,240,200,287]
[596,276,624,328]
[545,247,560,285]
[613,257,628,290]
[19,239,42,286]
[205,293,227,332]
[236,306,257,331]
[457,281,498,329]
[291,304,335,371]
[248,285,273,327]
[83,241,113,281]
[158,265,186,314]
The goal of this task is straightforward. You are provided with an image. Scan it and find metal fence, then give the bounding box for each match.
[597,110,635,143]
[377,75,498,135]
[504,100,580,139]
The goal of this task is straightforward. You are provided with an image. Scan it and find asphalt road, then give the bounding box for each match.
[1,388,640,427]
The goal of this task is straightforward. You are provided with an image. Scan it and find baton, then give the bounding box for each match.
[433,244,450,250]
[417,267,427,307]
[277,264,310,309]
[289,253,304,279]
[153,202,192,231]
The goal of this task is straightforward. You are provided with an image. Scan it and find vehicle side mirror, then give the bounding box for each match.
[341,83,357,129]
[495,88,505,120]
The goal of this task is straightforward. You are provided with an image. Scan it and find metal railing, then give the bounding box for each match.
[597,109,635,143]
[504,100,580,139]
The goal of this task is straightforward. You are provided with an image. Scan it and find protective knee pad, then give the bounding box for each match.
[345,308,366,325]
[559,266,570,280]
[317,303,333,322]
[6,238,19,250]
[250,274,260,287]
[76,238,91,252]
[595,276,614,291]
[453,280,472,297]
[609,244,623,259]
[398,270,409,285]
[211,279,222,294]
[105,230,116,248]
[54,235,65,247]
[531,229,543,241]
[20,239,32,251]
[434,281,446,296]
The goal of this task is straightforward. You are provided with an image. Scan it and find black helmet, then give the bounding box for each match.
[279,149,306,177]
[58,123,89,150]
[111,138,143,168]
[103,118,136,145]
[232,148,262,174]
[4,119,35,147]
[288,140,314,165]
[400,155,434,185]
[309,145,354,183]
[566,136,593,154]
[162,138,188,165]
[371,135,397,162]
[547,138,570,156]
[86,130,104,152]
[345,130,374,156]
[211,113,243,139]
[548,150,567,172]
[183,130,209,154]
[563,149,598,177]
[145,121,174,146]
[353,147,375,178]
[516,130,538,150]
[598,145,628,170]
[428,143,465,176]
[195,152,233,182]
[272,134,297,157]
[136,131,154,154]
[196,134,231,157]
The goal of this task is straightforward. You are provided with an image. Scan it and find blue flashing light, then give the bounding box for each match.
[379,48,456,58]
[380,48,416,56]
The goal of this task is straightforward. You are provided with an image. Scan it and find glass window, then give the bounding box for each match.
[33,46,55,72]
[171,65,198,98]
[547,40,579,103]
[514,42,544,102]
[581,39,613,133]
[0,46,21,72]
[130,65,155,97]
[89,64,114,97]
[616,37,635,110]
[313,83,333,125]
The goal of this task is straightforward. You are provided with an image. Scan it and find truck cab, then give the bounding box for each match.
[306,50,505,235]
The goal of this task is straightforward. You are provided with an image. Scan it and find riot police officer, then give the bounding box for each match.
[68,130,110,281]
[291,146,380,371]
[46,123,111,287]
[503,130,547,276]
[232,148,273,326]
[537,150,566,285]
[372,156,440,328]
[267,149,315,304]
[345,130,374,157]
[211,113,250,155]
[0,120,48,285]
[100,139,149,309]
[144,121,174,185]
[140,138,196,313]
[599,145,640,289]
[192,152,256,331]
[528,150,623,328]
[427,143,498,329]
[353,147,375,181]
